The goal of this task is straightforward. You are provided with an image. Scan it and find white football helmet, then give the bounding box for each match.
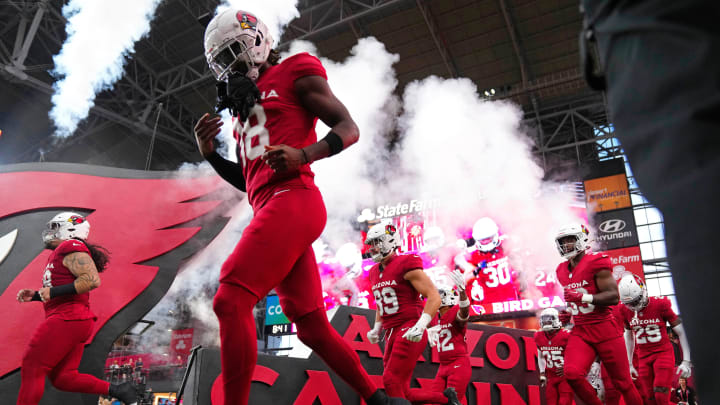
[555,223,590,259]
[365,222,399,263]
[204,9,274,81]
[539,308,562,332]
[439,287,459,307]
[618,273,649,312]
[472,217,500,252]
[42,212,90,243]
[423,226,445,252]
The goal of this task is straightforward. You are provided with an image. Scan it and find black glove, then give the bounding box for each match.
[215,72,261,121]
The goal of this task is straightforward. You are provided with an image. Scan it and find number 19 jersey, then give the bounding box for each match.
[233,52,326,208]
[369,254,424,330]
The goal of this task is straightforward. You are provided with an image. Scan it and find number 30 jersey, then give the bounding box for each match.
[555,252,613,325]
[534,328,571,381]
[369,253,424,330]
[619,296,678,357]
[233,52,326,208]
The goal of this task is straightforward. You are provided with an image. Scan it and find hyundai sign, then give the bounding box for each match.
[591,208,639,250]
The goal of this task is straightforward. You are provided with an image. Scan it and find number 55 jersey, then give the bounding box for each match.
[556,253,614,327]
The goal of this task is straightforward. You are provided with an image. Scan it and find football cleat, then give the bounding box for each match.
[443,387,462,405]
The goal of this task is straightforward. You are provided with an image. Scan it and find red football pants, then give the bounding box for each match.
[429,357,472,404]
[639,349,675,405]
[545,377,573,405]
[17,317,109,405]
[213,186,376,405]
[383,322,435,401]
[564,323,642,405]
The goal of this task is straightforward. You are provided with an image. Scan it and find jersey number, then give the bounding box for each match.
[483,262,511,287]
[566,287,596,315]
[236,105,270,167]
[437,329,455,353]
[373,287,399,316]
[542,350,564,368]
[535,271,558,287]
[634,324,662,344]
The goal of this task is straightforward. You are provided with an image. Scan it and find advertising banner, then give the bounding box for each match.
[591,208,639,250]
[170,328,194,363]
[584,174,631,213]
[602,246,644,280]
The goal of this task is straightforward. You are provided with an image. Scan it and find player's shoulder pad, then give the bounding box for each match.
[56,239,90,256]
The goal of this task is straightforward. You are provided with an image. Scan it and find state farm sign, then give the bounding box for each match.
[602,246,645,280]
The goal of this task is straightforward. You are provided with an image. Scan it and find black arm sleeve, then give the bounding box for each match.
[206,151,247,192]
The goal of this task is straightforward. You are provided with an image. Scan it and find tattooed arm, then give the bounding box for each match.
[63,251,102,294]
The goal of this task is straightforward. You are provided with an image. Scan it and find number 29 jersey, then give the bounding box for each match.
[619,296,678,357]
[369,254,424,330]
[555,252,613,326]
[233,52,326,208]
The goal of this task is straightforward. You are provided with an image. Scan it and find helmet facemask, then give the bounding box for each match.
[205,10,274,82]
[365,223,399,263]
[439,288,460,307]
[42,212,90,244]
[555,224,590,259]
[619,274,649,312]
[539,308,562,332]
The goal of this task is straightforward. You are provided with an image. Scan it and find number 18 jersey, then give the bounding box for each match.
[233,52,326,208]
[369,254,424,330]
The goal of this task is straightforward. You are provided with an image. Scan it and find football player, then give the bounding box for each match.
[425,269,473,403]
[194,9,407,405]
[534,308,573,405]
[365,223,460,405]
[553,223,643,405]
[15,213,136,405]
[618,274,692,405]
[454,217,520,306]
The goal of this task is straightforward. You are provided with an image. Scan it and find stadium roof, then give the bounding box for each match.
[0,0,612,173]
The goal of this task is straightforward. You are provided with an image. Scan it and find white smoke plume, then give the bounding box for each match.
[216,0,299,43]
[283,39,400,249]
[50,0,162,137]
[395,76,583,291]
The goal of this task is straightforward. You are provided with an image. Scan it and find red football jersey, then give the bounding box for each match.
[462,247,519,304]
[42,239,95,320]
[369,254,424,330]
[233,52,326,208]
[556,252,613,325]
[534,328,571,380]
[436,306,468,364]
[619,296,678,357]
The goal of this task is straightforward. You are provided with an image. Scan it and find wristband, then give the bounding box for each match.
[49,283,78,299]
[31,291,42,301]
[301,148,309,164]
[581,294,594,304]
[320,131,343,156]
[458,298,470,308]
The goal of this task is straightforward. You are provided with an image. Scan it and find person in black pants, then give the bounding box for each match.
[579,0,720,399]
